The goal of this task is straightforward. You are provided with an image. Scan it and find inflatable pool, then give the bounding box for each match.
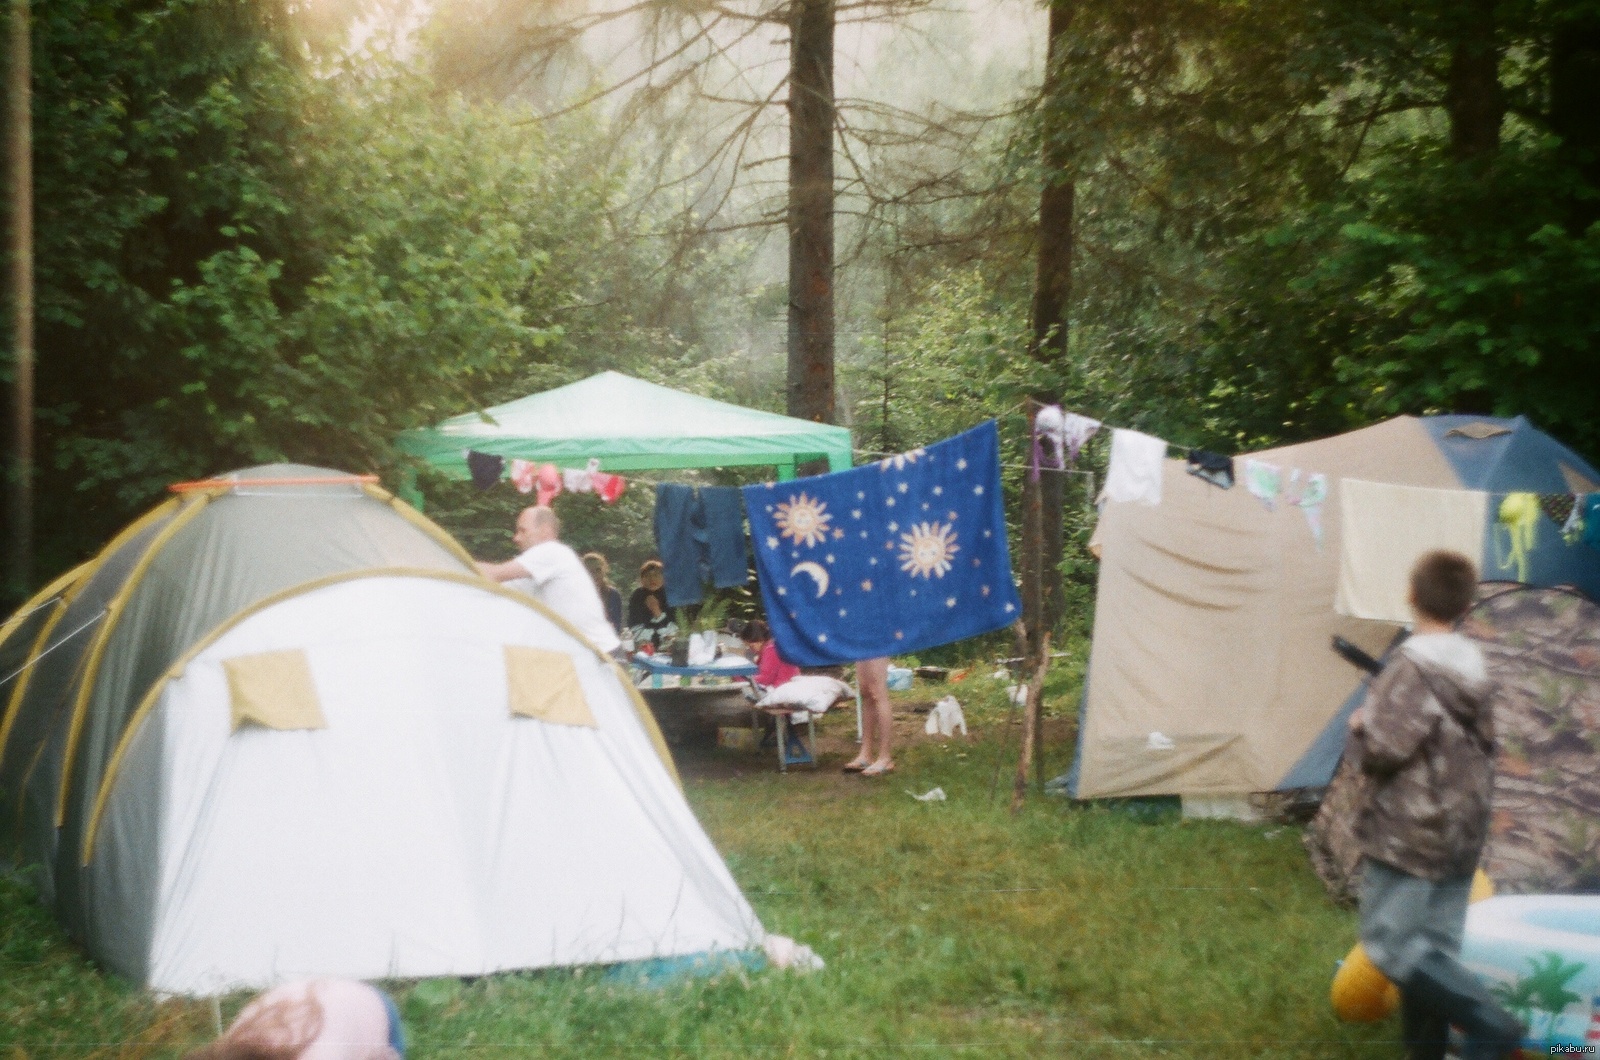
[1460,895,1600,1050]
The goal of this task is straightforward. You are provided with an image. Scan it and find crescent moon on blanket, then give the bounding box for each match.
[791,561,830,598]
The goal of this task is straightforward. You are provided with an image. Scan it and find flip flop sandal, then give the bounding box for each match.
[841,760,870,773]
[860,762,896,777]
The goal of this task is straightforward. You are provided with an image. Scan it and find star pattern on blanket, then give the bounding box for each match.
[743,421,1022,666]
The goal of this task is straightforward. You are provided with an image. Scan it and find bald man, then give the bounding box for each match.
[477,506,621,654]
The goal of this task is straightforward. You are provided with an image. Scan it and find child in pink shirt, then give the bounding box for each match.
[185,978,404,1060]
[742,620,798,690]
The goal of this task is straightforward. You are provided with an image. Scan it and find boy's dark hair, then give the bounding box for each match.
[741,619,771,644]
[1410,549,1477,623]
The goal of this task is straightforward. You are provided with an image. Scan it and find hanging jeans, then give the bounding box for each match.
[654,484,750,608]
[701,486,750,590]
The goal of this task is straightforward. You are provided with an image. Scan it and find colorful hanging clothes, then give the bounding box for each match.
[1563,496,1586,544]
[1062,413,1102,467]
[1031,405,1065,479]
[535,464,563,506]
[1243,458,1282,511]
[1185,450,1234,490]
[743,421,1023,666]
[1539,493,1576,528]
[1335,479,1490,623]
[1295,472,1329,549]
[466,450,504,491]
[562,460,596,493]
[1583,494,1600,550]
[591,470,626,504]
[1496,492,1540,583]
[1030,407,1100,479]
[509,459,537,495]
[1100,429,1167,506]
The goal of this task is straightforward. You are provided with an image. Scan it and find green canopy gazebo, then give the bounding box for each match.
[397,371,853,481]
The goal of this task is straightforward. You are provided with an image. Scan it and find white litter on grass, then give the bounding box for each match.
[908,786,947,802]
[763,934,825,971]
[924,695,968,736]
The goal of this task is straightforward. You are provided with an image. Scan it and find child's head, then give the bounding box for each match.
[741,619,771,647]
[183,993,322,1060]
[1409,549,1477,624]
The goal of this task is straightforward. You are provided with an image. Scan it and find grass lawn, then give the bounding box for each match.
[1,666,1401,1058]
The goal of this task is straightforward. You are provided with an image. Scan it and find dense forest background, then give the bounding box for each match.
[3,0,1598,616]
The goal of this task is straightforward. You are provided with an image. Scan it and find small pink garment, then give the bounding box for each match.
[591,470,626,504]
[535,464,562,506]
[508,460,537,495]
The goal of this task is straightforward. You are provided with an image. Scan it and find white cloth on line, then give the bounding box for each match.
[1335,478,1488,624]
[1100,428,1168,506]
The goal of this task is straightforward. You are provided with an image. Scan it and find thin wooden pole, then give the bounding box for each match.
[6,0,32,606]
[1010,631,1051,814]
[988,618,1030,802]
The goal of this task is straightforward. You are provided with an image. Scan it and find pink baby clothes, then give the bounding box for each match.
[535,464,562,506]
[509,460,537,495]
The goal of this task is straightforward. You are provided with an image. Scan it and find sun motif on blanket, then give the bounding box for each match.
[774,492,832,548]
[878,447,926,471]
[898,522,959,578]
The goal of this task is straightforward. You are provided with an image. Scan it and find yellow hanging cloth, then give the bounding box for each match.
[1496,492,1539,583]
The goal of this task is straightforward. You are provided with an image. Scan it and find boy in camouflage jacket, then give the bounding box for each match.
[1347,550,1522,1060]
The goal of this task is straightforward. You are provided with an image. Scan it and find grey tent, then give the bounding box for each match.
[0,465,764,994]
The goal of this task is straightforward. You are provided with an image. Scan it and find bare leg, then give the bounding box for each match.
[843,667,874,771]
[855,657,894,772]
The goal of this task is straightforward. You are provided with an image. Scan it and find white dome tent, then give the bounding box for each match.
[0,466,763,995]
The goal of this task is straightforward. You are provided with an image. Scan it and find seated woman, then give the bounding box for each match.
[582,551,625,635]
[740,619,798,693]
[184,978,404,1059]
[626,560,669,628]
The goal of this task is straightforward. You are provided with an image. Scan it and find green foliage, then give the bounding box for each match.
[5,0,752,588]
[1219,142,1600,457]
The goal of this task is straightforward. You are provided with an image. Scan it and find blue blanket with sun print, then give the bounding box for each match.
[742,420,1023,666]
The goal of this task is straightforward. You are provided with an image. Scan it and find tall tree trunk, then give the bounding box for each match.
[1550,8,1600,231]
[1443,0,1503,161]
[786,0,835,425]
[6,0,33,607]
[1022,0,1075,656]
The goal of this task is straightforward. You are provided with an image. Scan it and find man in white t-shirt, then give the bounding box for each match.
[476,506,622,654]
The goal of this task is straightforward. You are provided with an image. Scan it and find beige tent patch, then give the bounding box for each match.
[505,646,595,728]
[224,649,326,731]
[1559,460,1600,494]
[1445,422,1513,440]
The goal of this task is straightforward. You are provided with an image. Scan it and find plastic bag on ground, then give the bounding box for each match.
[924,695,968,736]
